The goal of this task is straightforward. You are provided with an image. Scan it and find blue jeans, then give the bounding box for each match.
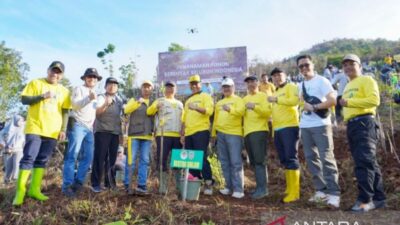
[62,123,94,191]
[124,138,152,187]
[216,132,244,193]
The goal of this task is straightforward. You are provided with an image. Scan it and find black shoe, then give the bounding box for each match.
[63,187,76,198]
[373,200,386,209]
[71,182,83,193]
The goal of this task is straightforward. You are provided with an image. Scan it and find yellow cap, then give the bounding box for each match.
[189,74,201,83]
[141,80,154,87]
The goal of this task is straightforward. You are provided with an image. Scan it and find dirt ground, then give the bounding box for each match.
[0,126,399,225]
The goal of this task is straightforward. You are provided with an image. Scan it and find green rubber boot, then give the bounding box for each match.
[12,169,31,206]
[27,168,49,201]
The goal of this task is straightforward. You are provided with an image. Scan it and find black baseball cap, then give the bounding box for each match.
[244,75,258,82]
[270,67,284,76]
[81,68,102,81]
[105,77,119,86]
[48,61,65,73]
[165,81,176,87]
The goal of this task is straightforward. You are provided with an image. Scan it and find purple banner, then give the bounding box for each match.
[158,46,247,95]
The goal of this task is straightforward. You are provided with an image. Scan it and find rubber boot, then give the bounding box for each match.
[284,170,290,196]
[251,165,268,199]
[158,171,168,194]
[27,168,49,201]
[12,169,31,206]
[283,169,300,203]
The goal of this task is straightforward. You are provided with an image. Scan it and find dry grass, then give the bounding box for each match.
[1,108,400,224]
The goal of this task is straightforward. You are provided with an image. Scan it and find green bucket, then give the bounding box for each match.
[179,179,202,201]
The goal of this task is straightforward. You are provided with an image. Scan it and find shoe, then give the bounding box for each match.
[204,188,213,195]
[136,185,148,194]
[219,188,231,196]
[326,194,340,208]
[27,168,49,201]
[71,182,83,193]
[308,191,328,203]
[232,192,244,199]
[91,186,103,193]
[373,200,386,209]
[12,169,31,206]
[63,186,76,198]
[283,170,300,203]
[351,201,375,212]
[203,180,213,195]
[251,165,268,199]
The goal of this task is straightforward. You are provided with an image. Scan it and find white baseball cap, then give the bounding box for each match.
[221,77,234,86]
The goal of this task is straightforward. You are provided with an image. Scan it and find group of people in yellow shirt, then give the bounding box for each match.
[12,53,385,213]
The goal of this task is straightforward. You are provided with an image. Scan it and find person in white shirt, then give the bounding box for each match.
[297,55,341,208]
[331,70,349,123]
[62,68,102,197]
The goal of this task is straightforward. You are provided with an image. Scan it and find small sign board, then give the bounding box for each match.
[170,149,204,170]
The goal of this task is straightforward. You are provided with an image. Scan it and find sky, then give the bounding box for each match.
[1,0,400,87]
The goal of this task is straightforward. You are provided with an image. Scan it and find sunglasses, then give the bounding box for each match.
[51,68,63,74]
[298,63,311,69]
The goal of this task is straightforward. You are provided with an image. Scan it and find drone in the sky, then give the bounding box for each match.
[187,28,198,34]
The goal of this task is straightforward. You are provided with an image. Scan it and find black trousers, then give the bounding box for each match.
[156,136,182,171]
[274,127,300,170]
[347,116,386,203]
[244,131,268,166]
[91,132,119,188]
[185,130,212,180]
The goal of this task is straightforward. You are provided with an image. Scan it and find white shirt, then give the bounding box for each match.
[299,75,335,128]
[331,72,349,96]
[323,68,332,81]
[70,85,97,130]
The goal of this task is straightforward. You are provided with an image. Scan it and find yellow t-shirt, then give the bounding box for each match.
[125,98,152,140]
[147,97,184,137]
[183,92,214,136]
[272,83,300,130]
[242,91,271,136]
[212,95,245,137]
[22,78,71,139]
[259,82,275,96]
[384,56,393,65]
[342,75,380,122]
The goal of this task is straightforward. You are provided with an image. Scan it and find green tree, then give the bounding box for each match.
[97,43,116,77]
[0,41,29,120]
[59,76,73,91]
[119,58,138,99]
[168,43,188,52]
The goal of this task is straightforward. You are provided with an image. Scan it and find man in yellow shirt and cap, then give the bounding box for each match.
[124,80,154,194]
[147,81,184,194]
[243,75,271,199]
[13,61,71,206]
[182,74,214,195]
[339,54,386,212]
[267,68,300,203]
[211,77,245,199]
